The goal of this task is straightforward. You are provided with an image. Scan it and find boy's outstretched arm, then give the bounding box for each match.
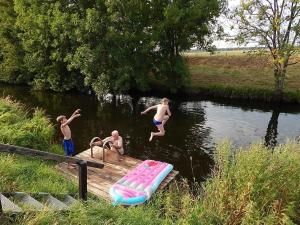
[141,105,157,115]
[71,109,81,117]
[61,113,81,127]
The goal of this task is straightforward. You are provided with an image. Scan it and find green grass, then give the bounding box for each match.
[0,154,76,193]
[0,96,76,194]
[179,52,300,102]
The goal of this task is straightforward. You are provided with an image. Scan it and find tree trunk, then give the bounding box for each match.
[274,67,286,98]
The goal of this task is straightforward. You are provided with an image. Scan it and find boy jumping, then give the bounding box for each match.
[56,109,81,167]
[141,98,171,141]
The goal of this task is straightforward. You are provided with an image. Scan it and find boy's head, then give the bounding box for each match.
[56,115,67,123]
[161,98,169,105]
[111,130,119,140]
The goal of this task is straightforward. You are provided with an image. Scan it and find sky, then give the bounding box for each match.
[213,0,241,48]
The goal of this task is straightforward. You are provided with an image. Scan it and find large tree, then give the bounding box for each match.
[70,0,225,95]
[14,0,86,91]
[0,0,25,83]
[231,0,300,96]
[1,0,224,94]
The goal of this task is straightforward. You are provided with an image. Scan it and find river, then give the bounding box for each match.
[1,84,300,182]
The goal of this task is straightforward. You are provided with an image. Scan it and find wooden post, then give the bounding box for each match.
[78,161,87,201]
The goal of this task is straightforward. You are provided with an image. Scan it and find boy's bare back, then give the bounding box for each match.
[154,104,171,122]
[61,124,71,140]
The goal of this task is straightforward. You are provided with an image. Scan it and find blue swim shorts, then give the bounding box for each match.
[63,139,74,156]
[153,119,162,126]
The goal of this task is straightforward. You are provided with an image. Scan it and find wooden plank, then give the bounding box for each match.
[57,148,179,201]
[0,144,104,169]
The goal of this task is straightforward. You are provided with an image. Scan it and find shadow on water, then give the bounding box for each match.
[1,83,300,182]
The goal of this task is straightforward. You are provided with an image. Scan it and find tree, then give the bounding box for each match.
[151,0,225,92]
[1,0,224,94]
[0,0,25,83]
[231,0,300,96]
[14,0,85,91]
[70,0,225,95]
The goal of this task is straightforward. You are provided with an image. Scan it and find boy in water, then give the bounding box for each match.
[141,98,171,141]
[56,109,81,167]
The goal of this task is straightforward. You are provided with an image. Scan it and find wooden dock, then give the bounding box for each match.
[57,147,179,201]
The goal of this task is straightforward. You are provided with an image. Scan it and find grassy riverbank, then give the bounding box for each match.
[2,97,300,224]
[179,51,300,102]
[0,97,76,193]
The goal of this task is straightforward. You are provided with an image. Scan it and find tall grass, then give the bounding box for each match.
[0,96,76,194]
[188,141,300,224]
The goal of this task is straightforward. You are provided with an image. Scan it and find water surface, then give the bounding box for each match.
[2,84,300,182]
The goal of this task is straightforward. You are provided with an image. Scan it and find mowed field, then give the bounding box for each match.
[185,51,300,94]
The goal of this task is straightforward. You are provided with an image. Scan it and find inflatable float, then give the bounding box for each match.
[109,160,173,205]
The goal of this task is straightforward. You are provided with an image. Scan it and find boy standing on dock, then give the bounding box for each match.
[141,98,171,141]
[56,109,81,167]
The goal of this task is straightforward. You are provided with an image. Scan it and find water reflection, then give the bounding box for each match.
[264,110,280,148]
[1,84,300,182]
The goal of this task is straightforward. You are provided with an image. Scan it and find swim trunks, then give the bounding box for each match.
[153,119,162,126]
[63,139,74,156]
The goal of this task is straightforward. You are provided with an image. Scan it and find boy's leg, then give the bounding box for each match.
[149,124,165,141]
[162,115,169,126]
[65,140,75,168]
[110,147,123,161]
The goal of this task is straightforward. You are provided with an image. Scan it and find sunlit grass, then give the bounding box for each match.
[180,52,300,101]
[0,97,76,194]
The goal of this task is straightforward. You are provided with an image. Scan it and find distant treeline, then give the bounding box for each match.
[0,0,224,95]
[188,46,268,52]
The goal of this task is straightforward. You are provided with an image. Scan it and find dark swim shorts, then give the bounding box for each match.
[63,139,74,156]
[153,119,162,126]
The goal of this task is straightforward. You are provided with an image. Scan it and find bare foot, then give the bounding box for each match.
[149,132,154,142]
[67,164,76,169]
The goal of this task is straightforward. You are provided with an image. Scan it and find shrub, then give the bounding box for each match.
[0,97,54,149]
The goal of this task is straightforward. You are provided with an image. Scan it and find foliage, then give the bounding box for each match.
[1,0,224,94]
[230,0,300,95]
[0,97,54,149]
[0,0,25,83]
[151,0,224,92]
[14,0,86,92]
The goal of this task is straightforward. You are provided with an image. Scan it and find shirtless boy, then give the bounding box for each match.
[91,130,124,161]
[141,98,171,141]
[56,109,81,166]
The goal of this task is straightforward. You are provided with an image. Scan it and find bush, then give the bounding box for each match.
[0,97,54,149]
